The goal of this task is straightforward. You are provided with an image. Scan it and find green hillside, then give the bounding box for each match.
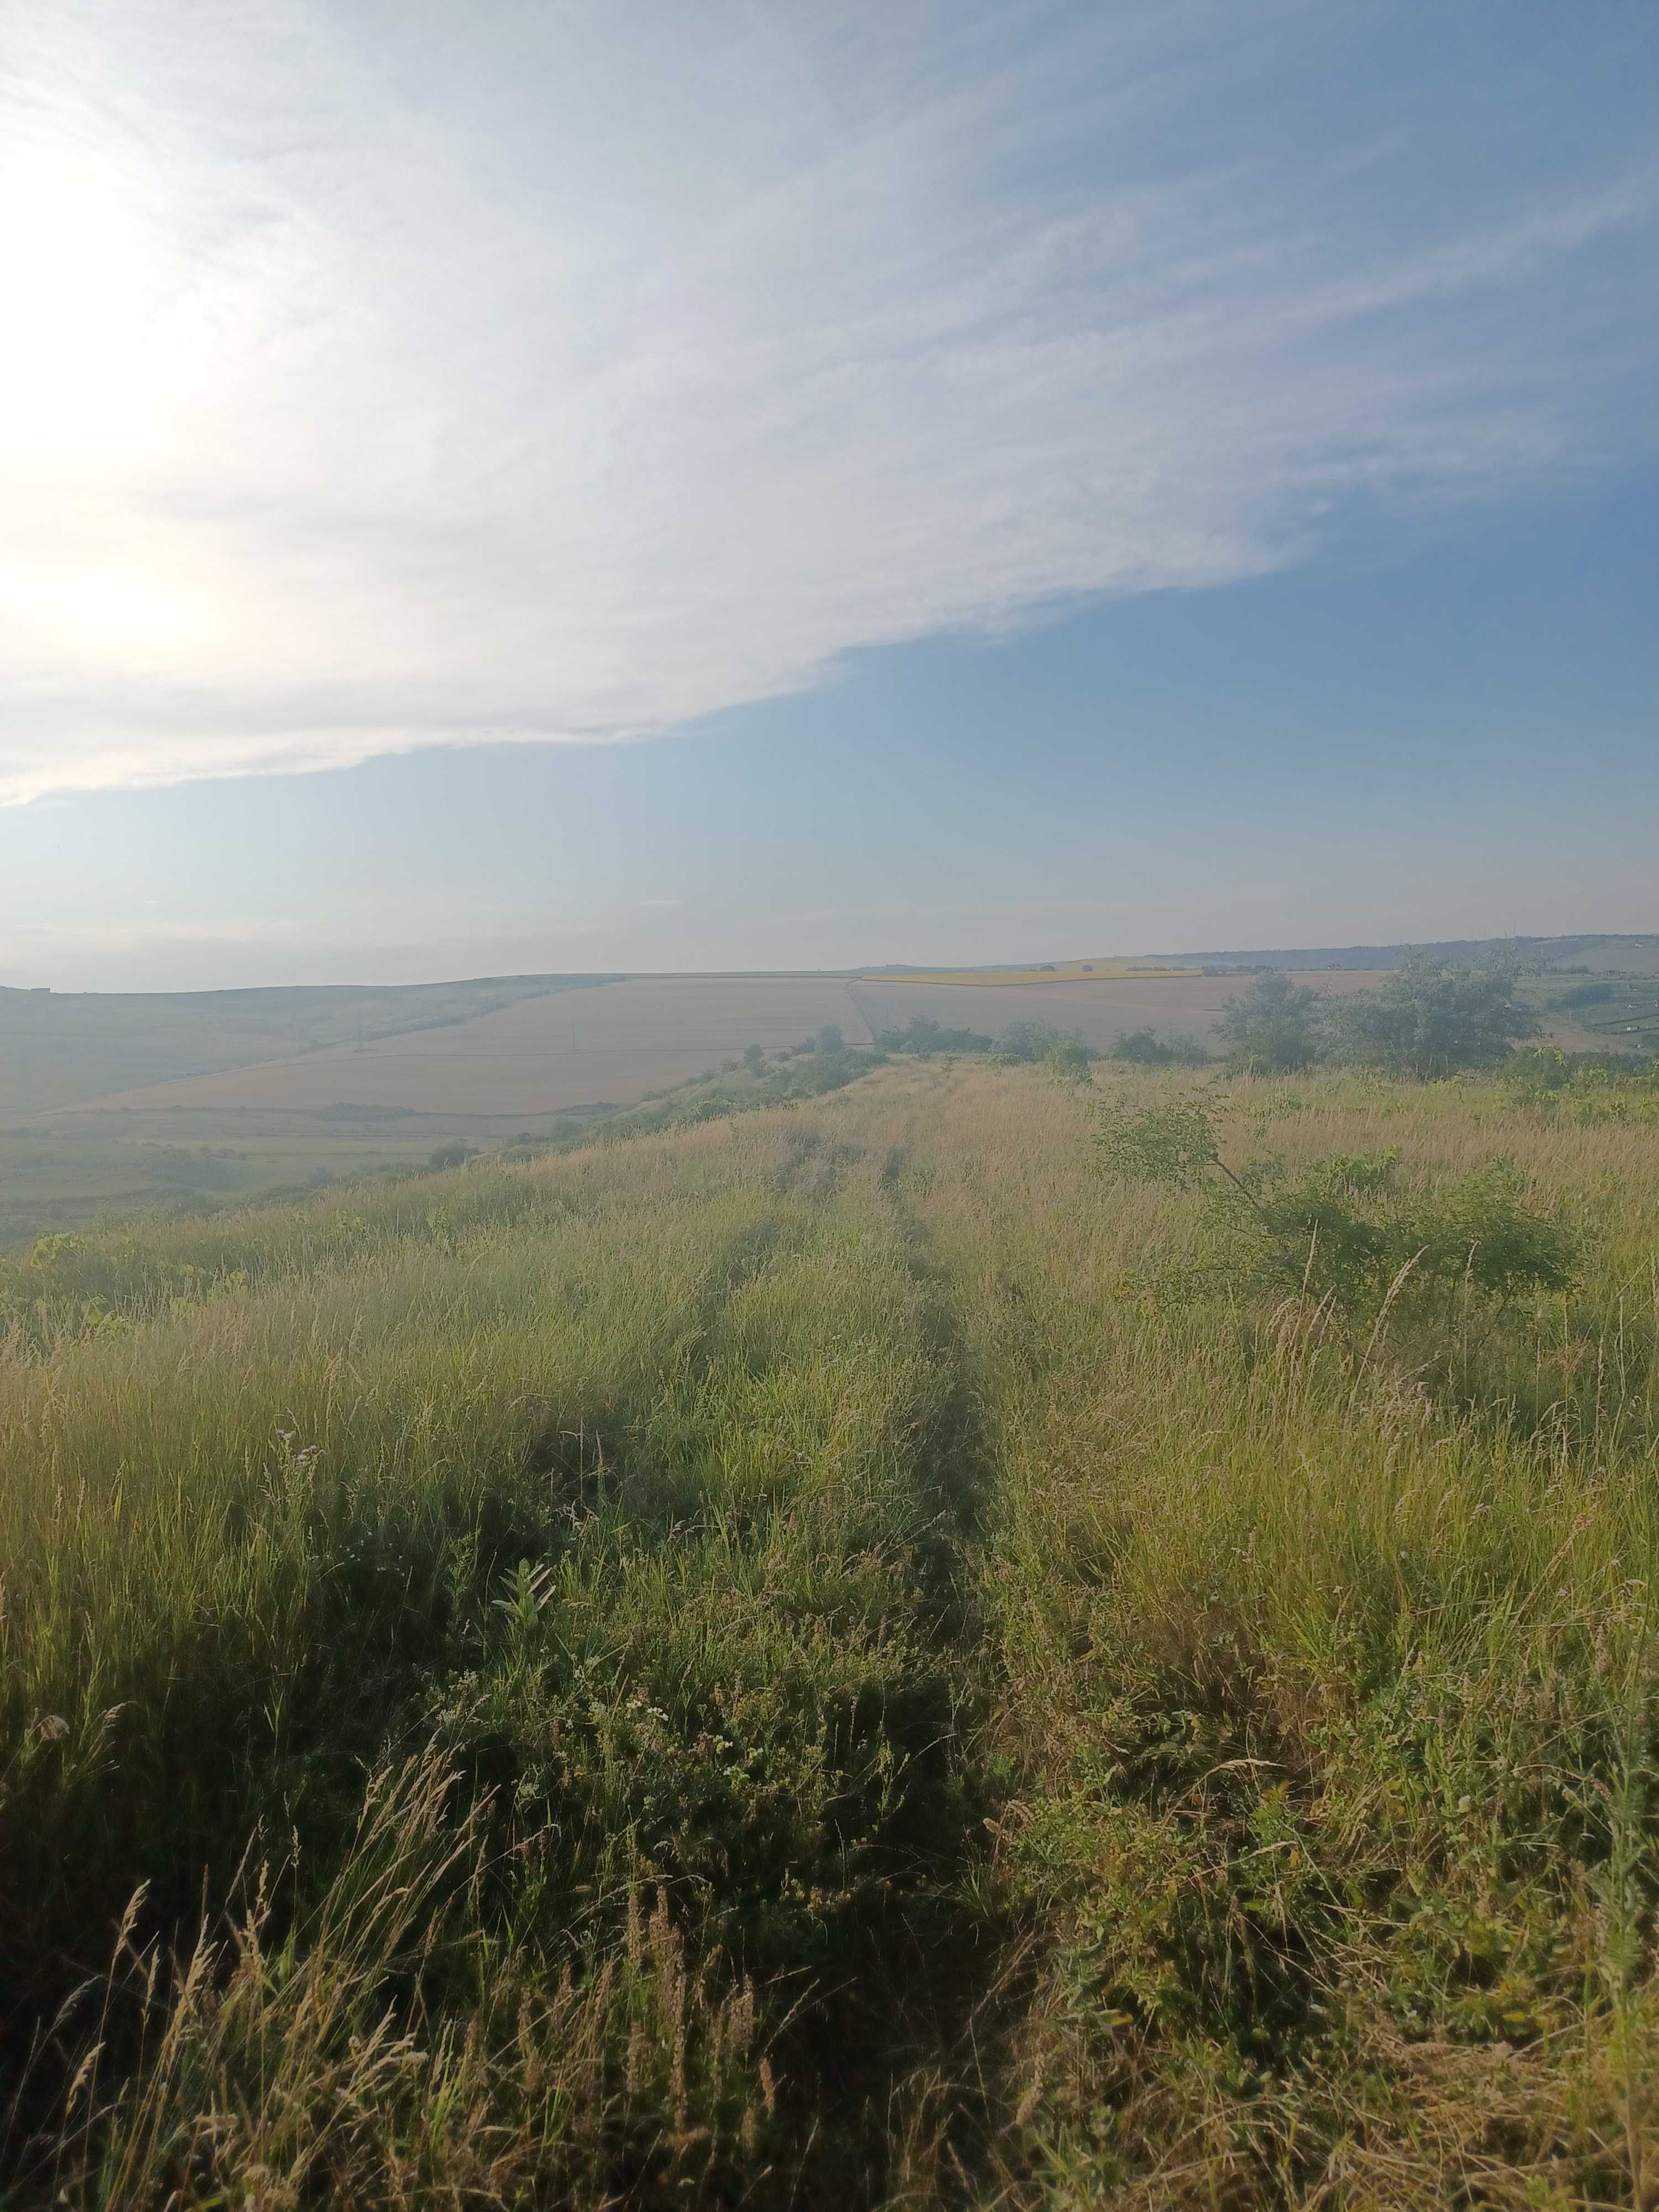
[2,1057,1658,2204]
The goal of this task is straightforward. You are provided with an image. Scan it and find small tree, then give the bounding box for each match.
[742,1044,766,1073]
[1111,1026,1210,1068]
[1045,1036,1095,1082]
[997,1018,1063,1063]
[1331,953,1538,1079]
[814,1023,846,1057]
[1215,971,1323,1074]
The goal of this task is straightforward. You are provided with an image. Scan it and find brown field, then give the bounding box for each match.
[864,960,1199,985]
[69,978,872,1119]
[849,968,1391,1050]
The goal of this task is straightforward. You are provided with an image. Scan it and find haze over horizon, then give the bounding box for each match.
[3,3,1656,991]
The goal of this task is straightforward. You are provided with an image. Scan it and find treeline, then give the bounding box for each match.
[876,952,1638,1086]
[875,1014,1106,1075]
[1217,951,1547,1078]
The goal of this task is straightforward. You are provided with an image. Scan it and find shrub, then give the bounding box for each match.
[1214,971,1323,1074]
[1328,952,1538,1078]
[1505,1044,1573,1097]
[1553,979,1616,1009]
[1045,1037,1095,1082]
[995,1019,1061,1063]
[997,1018,1091,1066]
[1096,1097,1575,1319]
[1110,1026,1211,1068]
[1246,1152,1575,1316]
[874,1016,993,1056]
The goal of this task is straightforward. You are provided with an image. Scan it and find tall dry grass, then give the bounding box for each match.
[1,1060,1656,2205]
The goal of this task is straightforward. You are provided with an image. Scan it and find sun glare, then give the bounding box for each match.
[0,132,175,451]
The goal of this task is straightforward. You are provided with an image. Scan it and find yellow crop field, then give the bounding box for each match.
[851,968,1390,1051]
[864,959,1199,985]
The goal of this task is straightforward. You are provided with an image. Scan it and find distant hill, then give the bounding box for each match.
[5,935,1654,1123]
[865,936,1659,976]
[0,974,614,1119]
[1130,935,1659,973]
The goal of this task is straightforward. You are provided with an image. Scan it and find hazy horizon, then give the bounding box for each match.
[7,929,1659,1001]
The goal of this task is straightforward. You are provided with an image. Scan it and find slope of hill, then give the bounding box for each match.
[3,953,1651,1251]
[2,1057,1657,2205]
[0,974,613,1119]
[65,976,873,1120]
[1130,932,1659,972]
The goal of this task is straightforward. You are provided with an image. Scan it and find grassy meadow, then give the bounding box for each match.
[6,964,1636,1254]
[0,978,879,1247]
[2,1057,1658,2205]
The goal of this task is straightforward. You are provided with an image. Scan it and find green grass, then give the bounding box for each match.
[0,971,618,1249]
[2,1060,1658,2205]
[1523,973,1659,1054]
[0,1039,870,1253]
[0,1104,622,1250]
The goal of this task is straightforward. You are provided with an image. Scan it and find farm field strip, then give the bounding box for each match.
[54,978,874,1120]
[864,961,1201,984]
[0,974,605,1120]
[849,968,1392,1050]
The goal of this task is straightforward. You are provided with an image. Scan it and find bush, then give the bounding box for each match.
[1045,1037,1095,1082]
[995,1019,1061,1063]
[874,1016,993,1056]
[1096,1097,1575,1319]
[427,1141,479,1170]
[996,1018,1092,1066]
[1504,1044,1573,1096]
[1328,952,1538,1078]
[1248,1152,1575,1316]
[1215,972,1323,1074]
[1110,1026,1211,1068]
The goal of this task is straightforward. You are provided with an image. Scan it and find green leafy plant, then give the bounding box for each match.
[1110,1027,1210,1068]
[1096,1097,1575,1318]
[1215,971,1324,1074]
[1045,1037,1095,1083]
[1328,951,1539,1078]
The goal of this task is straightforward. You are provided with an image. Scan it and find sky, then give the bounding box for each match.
[1,2,1655,989]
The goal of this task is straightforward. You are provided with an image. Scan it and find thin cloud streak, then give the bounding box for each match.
[1,2,1653,803]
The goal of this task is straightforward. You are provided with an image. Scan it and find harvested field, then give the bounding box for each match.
[68,977,872,1119]
[867,960,1198,984]
[0,975,599,1119]
[849,968,1390,1051]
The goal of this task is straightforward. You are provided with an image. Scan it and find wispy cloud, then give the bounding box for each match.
[1,1,1652,804]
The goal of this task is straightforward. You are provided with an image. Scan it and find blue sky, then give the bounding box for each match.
[1,2,1655,987]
